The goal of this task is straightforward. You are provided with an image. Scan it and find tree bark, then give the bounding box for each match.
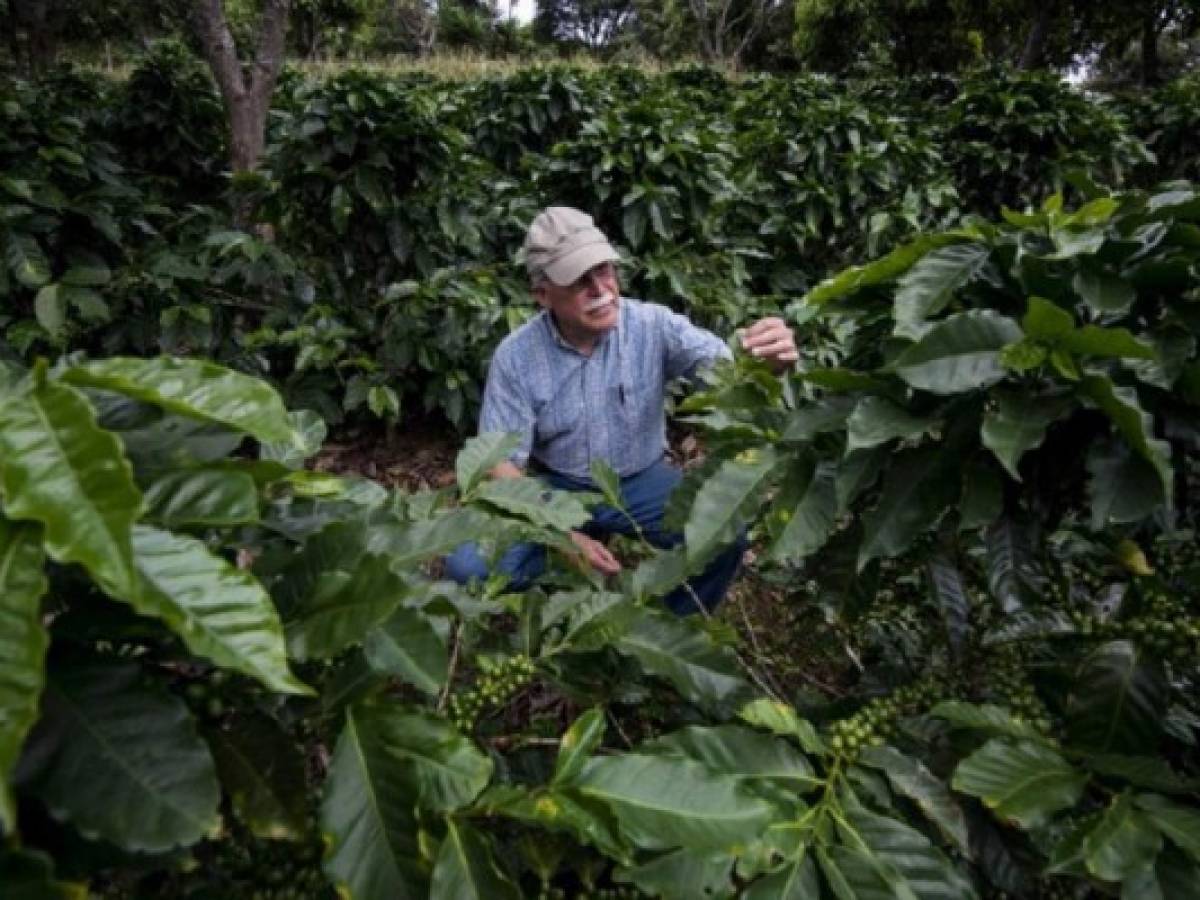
[1140,6,1162,86]
[192,0,290,175]
[1018,0,1055,69]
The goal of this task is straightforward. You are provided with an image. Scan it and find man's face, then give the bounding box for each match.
[534,261,620,349]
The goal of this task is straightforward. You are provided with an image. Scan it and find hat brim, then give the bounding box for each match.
[542,240,620,287]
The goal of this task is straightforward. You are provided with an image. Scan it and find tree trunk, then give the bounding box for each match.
[192,0,290,176]
[11,0,56,75]
[1018,0,1054,69]
[1140,7,1162,86]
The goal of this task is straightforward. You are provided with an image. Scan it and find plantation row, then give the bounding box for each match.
[2,44,1199,430]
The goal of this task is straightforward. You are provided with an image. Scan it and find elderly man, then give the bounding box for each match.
[446,206,798,614]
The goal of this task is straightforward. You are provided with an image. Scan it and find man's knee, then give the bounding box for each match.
[444,543,489,585]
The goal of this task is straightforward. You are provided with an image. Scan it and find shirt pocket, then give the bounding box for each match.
[615,382,659,438]
[534,391,581,440]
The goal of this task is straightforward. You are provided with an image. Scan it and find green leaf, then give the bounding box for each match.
[0,518,48,833]
[1086,440,1165,529]
[1066,641,1168,754]
[1073,266,1135,314]
[959,457,1003,531]
[981,391,1074,480]
[370,508,499,569]
[859,746,971,856]
[571,753,773,851]
[61,357,297,445]
[476,785,629,862]
[894,242,990,338]
[985,516,1041,613]
[34,284,66,340]
[5,234,50,288]
[889,311,1022,395]
[61,261,111,287]
[835,791,976,900]
[737,698,824,755]
[131,525,309,695]
[1137,795,1200,860]
[0,847,86,900]
[743,853,818,900]
[931,701,1048,742]
[363,606,448,696]
[1084,756,1200,795]
[618,848,736,900]
[285,553,410,661]
[684,447,777,564]
[29,660,219,852]
[615,611,752,712]
[320,705,429,899]
[260,410,326,469]
[554,707,607,785]
[803,233,972,307]
[0,374,141,598]
[1022,296,1074,342]
[430,820,520,900]
[590,458,625,511]
[767,461,838,564]
[331,184,352,235]
[846,397,939,452]
[1084,794,1161,882]
[927,555,970,658]
[858,447,958,569]
[474,477,592,533]
[456,432,521,497]
[644,724,820,792]
[205,713,308,840]
[952,738,1087,829]
[143,468,259,527]
[1063,326,1155,360]
[1078,375,1173,501]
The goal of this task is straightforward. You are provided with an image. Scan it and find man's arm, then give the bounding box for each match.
[741,316,799,372]
[485,462,621,576]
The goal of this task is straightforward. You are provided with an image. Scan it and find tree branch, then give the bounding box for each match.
[193,0,247,104]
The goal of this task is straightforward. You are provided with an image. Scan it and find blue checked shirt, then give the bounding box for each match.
[479,298,732,478]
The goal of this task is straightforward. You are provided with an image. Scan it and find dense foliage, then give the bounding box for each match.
[3,52,1200,898]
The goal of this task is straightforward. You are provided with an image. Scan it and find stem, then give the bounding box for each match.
[438,620,464,714]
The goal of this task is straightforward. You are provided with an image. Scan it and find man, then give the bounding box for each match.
[446,206,798,614]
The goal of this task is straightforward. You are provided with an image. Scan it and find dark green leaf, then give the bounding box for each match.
[144,468,259,527]
[894,242,991,339]
[952,738,1087,829]
[456,432,521,497]
[618,848,735,900]
[1066,641,1168,754]
[554,707,607,785]
[846,397,939,451]
[859,746,971,856]
[981,392,1073,480]
[363,606,448,697]
[858,447,958,569]
[1086,440,1165,529]
[475,477,592,533]
[644,724,819,792]
[430,819,520,900]
[890,311,1022,395]
[1137,794,1200,860]
[767,461,838,564]
[804,233,973,307]
[206,713,308,840]
[684,447,777,564]
[1084,793,1161,882]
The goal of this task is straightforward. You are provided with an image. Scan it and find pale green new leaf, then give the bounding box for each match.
[846,397,940,452]
[475,477,592,533]
[859,745,971,857]
[952,738,1087,829]
[430,820,520,900]
[616,612,752,712]
[572,753,774,851]
[0,373,141,598]
[61,357,296,444]
[144,468,259,527]
[554,708,607,785]
[205,713,308,840]
[1084,794,1161,882]
[0,519,48,833]
[981,392,1074,480]
[260,410,326,469]
[893,242,990,338]
[890,311,1022,395]
[737,698,824,755]
[30,661,219,852]
[131,525,309,695]
[684,447,777,564]
[456,432,521,497]
[363,606,448,696]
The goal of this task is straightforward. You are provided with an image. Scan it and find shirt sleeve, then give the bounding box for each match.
[478,349,535,467]
[659,305,733,381]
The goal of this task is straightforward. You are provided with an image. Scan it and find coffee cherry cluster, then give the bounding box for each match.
[449,654,537,732]
[827,677,945,760]
[1070,608,1200,665]
[538,888,643,900]
[988,651,1053,736]
[210,831,332,900]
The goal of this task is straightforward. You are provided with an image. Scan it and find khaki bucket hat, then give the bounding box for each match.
[523,206,620,287]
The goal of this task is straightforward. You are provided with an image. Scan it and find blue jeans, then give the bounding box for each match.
[444,458,745,615]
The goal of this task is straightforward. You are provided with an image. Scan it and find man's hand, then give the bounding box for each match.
[741,316,798,372]
[570,530,622,576]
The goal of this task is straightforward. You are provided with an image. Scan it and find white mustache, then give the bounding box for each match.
[584,292,616,313]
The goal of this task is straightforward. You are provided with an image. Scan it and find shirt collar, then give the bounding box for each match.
[541,305,620,355]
